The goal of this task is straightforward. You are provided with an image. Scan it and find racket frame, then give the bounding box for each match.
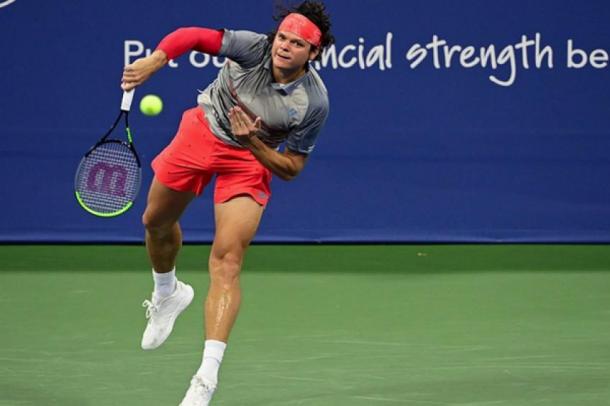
[75,90,142,217]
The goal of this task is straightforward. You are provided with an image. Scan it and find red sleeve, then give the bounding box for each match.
[156,27,224,60]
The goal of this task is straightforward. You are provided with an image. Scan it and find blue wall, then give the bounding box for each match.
[1,0,609,242]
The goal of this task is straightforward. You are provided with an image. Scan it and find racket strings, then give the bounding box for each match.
[75,142,141,214]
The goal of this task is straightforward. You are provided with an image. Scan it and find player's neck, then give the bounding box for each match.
[272,64,307,84]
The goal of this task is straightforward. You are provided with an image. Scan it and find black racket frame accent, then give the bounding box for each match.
[84,110,141,168]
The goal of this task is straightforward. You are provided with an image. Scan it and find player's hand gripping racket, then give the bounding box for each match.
[74,90,142,217]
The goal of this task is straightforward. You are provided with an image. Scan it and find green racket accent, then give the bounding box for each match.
[75,191,134,218]
[126,127,133,143]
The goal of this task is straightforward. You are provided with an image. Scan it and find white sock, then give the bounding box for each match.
[196,340,227,385]
[152,268,176,300]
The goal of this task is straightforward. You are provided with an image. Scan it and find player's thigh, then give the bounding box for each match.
[142,177,196,228]
[211,196,264,258]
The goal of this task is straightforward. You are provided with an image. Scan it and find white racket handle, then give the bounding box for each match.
[121,89,135,112]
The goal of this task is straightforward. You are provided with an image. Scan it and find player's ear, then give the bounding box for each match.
[309,46,320,61]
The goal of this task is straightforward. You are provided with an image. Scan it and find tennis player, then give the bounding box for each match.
[121,2,334,404]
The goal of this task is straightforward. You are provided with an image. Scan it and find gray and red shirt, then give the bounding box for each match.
[197,29,329,154]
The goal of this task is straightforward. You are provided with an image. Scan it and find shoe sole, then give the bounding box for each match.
[141,283,195,350]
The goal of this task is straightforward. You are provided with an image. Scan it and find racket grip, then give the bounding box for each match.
[121,89,135,112]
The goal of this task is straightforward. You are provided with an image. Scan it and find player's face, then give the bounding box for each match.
[272,31,319,71]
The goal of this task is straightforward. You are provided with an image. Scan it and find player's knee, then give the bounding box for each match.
[142,208,172,235]
[209,250,242,287]
[141,210,157,230]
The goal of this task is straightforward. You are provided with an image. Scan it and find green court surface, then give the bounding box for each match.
[1,245,609,405]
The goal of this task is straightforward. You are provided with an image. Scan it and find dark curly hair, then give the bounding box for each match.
[267,1,335,61]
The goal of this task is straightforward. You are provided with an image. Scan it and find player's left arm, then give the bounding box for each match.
[248,139,308,182]
[229,107,308,181]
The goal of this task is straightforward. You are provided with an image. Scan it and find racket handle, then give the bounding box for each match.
[121,89,135,112]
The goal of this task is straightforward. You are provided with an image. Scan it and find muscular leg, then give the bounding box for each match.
[140,177,198,351]
[205,196,264,341]
[142,178,196,273]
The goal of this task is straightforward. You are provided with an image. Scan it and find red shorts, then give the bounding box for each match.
[151,107,272,206]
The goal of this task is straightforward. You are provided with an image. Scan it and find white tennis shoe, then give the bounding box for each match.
[141,280,194,350]
[179,375,217,406]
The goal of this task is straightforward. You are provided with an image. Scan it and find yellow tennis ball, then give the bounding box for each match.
[140,94,163,116]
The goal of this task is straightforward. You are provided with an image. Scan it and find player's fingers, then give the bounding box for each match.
[122,73,139,85]
[232,107,248,130]
[229,108,244,133]
[235,107,253,129]
[123,65,148,80]
[236,107,251,123]
[123,78,139,90]
[253,117,262,130]
[123,69,136,76]
[228,108,238,124]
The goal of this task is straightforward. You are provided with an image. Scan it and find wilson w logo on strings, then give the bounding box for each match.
[87,162,129,197]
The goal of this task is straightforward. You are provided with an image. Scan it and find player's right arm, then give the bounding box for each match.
[121,27,224,91]
[121,50,167,91]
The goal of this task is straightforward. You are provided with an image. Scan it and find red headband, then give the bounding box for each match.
[278,13,322,47]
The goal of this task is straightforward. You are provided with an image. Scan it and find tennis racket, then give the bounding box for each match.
[74,90,142,217]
